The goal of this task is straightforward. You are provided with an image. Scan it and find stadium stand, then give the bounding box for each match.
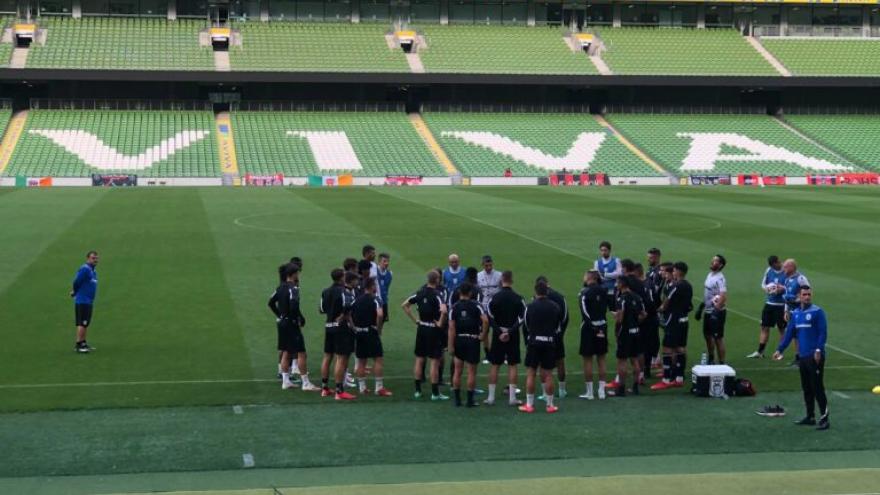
[0,106,11,135]
[229,22,409,72]
[595,27,777,76]
[760,39,880,77]
[4,110,219,177]
[231,110,446,176]
[0,18,13,68]
[423,111,662,176]
[784,114,880,170]
[606,113,862,176]
[26,18,213,71]
[418,25,597,74]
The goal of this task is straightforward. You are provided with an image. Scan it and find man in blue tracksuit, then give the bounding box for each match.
[774,286,829,430]
[71,251,99,353]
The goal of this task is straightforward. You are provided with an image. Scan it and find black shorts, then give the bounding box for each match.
[277,320,306,354]
[323,328,336,354]
[525,344,557,370]
[333,326,355,356]
[579,324,609,357]
[554,332,566,359]
[641,314,660,357]
[355,329,383,359]
[454,337,481,365]
[616,327,641,359]
[487,330,521,365]
[414,325,443,359]
[437,325,449,351]
[75,304,93,327]
[761,304,786,330]
[663,318,689,349]
[702,310,726,339]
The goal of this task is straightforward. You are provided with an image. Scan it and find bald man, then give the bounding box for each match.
[782,259,810,366]
[444,254,464,298]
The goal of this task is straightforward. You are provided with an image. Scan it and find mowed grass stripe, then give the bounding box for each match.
[0,189,253,411]
[2,391,878,480]
[0,188,108,295]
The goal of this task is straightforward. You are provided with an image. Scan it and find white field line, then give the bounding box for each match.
[232,405,244,414]
[2,365,876,390]
[832,391,852,400]
[375,189,880,368]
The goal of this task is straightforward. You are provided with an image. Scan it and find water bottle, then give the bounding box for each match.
[700,353,708,365]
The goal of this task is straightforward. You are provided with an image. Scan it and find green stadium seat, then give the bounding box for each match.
[232,111,446,176]
[596,27,777,76]
[26,18,213,71]
[5,109,219,177]
[229,22,409,72]
[422,111,661,177]
[418,25,597,75]
[784,114,880,171]
[606,113,863,176]
[761,39,880,77]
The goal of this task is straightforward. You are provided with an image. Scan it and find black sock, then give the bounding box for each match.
[758,342,767,354]
[616,384,626,396]
[632,381,639,395]
[467,390,475,406]
[708,353,714,364]
[453,388,461,406]
[336,382,343,394]
[675,354,686,380]
[438,365,444,384]
[431,383,440,396]
[415,379,422,394]
[322,378,328,387]
[662,354,672,381]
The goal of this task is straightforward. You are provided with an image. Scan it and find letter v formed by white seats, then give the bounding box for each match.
[29,130,210,171]
[440,131,606,171]
[287,131,363,171]
[676,133,852,172]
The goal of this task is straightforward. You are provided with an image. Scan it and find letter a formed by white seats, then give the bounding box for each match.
[287,131,363,171]
[676,133,852,172]
[29,129,209,171]
[441,131,606,171]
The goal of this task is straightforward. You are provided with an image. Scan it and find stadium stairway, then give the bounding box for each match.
[593,114,671,176]
[746,37,791,77]
[409,113,458,175]
[0,110,27,175]
[214,112,240,181]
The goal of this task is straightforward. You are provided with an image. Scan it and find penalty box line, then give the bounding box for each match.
[372,189,880,368]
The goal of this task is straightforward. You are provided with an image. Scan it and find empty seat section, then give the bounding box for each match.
[418,25,596,74]
[422,111,660,176]
[229,23,409,72]
[5,109,219,177]
[26,18,213,71]
[761,39,880,77]
[596,27,776,76]
[231,111,446,176]
[606,113,861,176]
[784,114,880,170]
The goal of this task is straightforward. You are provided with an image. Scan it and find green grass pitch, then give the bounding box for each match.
[0,186,878,494]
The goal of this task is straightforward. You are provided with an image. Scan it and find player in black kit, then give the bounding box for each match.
[351,277,392,397]
[535,275,569,400]
[519,281,563,414]
[652,261,694,390]
[402,270,448,401]
[578,270,610,400]
[614,276,646,397]
[486,271,526,406]
[448,283,489,407]
[268,263,319,392]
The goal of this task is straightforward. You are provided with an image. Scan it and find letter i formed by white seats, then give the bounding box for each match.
[287,131,364,171]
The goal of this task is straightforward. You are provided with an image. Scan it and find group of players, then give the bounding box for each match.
[266,242,819,416]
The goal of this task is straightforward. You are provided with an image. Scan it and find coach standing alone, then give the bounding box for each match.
[71,251,99,353]
[774,286,830,430]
